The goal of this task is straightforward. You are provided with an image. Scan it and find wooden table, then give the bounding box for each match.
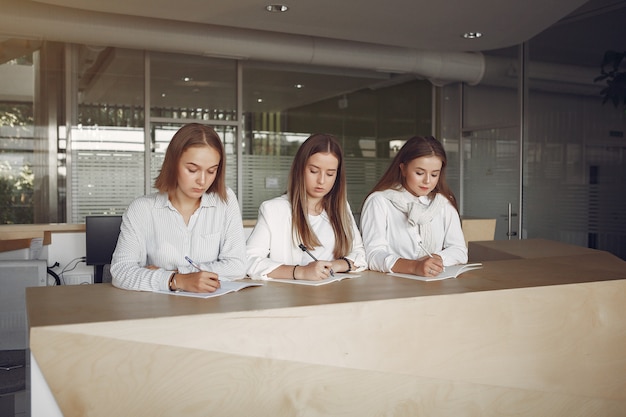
[468,237,601,261]
[27,240,626,416]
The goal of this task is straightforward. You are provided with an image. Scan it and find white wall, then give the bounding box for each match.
[47,232,93,285]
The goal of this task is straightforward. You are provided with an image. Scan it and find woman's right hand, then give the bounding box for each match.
[176,271,221,293]
[295,261,334,281]
[414,255,444,277]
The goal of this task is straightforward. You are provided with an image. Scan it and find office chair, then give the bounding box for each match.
[85,215,123,284]
[0,260,40,416]
[0,350,26,416]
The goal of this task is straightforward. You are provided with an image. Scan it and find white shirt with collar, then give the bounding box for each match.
[111,187,247,291]
[246,194,367,280]
[360,189,468,273]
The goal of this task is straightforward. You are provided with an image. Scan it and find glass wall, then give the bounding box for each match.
[0,40,434,224]
[439,26,626,259]
[524,63,626,259]
[70,46,145,221]
[440,46,522,240]
[241,62,433,220]
[0,40,36,224]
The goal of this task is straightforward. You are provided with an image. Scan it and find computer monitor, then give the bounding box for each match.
[85,215,123,283]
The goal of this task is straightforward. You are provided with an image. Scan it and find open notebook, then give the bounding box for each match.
[155,280,263,298]
[388,263,482,282]
[265,273,359,286]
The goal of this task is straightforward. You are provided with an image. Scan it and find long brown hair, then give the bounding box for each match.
[367,135,459,211]
[288,133,354,258]
[154,123,227,202]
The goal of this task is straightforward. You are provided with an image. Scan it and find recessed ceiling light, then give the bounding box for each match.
[182,76,192,82]
[294,84,304,89]
[265,4,288,12]
[257,98,264,103]
[462,32,483,39]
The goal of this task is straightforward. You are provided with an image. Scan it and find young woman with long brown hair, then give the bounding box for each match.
[246,133,366,281]
[111,123,247,292]
[361,135,467,277]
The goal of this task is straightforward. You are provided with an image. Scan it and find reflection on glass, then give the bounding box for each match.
[72,47,145,222]
[0,48,35,224]
[240,61,433,220]
[150,52,236,120]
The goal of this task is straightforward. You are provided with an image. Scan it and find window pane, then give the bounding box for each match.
[150,53,237,120]
[241,62,432,221]
[71,47,145,222]
[0,42,36,224]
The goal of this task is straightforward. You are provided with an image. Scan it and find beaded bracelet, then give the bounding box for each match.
[339,257,351,272]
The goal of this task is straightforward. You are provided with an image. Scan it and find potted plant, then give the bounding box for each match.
[594,50,626,112]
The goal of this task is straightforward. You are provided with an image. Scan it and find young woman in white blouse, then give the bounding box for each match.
[246,133,366,281]
[360,135,467,278]
[111,123,247,292]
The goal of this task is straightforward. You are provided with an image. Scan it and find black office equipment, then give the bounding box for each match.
[85,215,123,284]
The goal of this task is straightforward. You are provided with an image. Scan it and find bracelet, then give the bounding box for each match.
[169,272,177,291]
[340,257,351,272]
[292,265,298,280]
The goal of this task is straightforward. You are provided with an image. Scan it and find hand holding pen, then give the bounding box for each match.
[417,240,444,277]
[418,240,433,258]
[298,243,335,278]
[183,256,220,291]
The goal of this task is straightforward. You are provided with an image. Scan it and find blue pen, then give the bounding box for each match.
[185,256,201,270]
[298,243,335,276]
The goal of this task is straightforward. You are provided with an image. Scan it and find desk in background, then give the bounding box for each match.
[26,240,626,416]
[468,238,600,262]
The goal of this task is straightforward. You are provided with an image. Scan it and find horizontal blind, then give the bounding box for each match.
[240,154,391,225]
[71,150,144,222]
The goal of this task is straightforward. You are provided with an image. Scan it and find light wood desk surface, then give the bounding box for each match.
[27,249,625,328]
[26,240,626,417]
[468,237,600,262]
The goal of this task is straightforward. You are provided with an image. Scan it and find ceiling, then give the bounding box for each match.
[28,0,625,61]
[2,0,625,113]
[23,0,592,53]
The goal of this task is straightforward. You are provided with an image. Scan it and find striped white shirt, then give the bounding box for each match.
[110,188,247,291]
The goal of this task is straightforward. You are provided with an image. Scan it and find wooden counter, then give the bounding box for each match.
[468,238,599,262]
[26,240,626,417]
[0,223,84,252]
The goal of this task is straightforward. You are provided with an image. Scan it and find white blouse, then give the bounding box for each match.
[360,190,467,272]
[110,188,247,291]
[246,194,367,280]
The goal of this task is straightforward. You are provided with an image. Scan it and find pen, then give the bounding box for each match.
[418,240,444,273]
[184,256,202,270]
[185,256,220,282]
[298,243,335,276]
[418,240,433,258]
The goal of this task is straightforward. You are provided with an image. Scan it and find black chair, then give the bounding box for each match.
[85,215,123,283]
[0,350,26,416]
[0,260,40,416]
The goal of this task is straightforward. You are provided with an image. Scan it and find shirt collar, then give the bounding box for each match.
[155,191,218,209]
